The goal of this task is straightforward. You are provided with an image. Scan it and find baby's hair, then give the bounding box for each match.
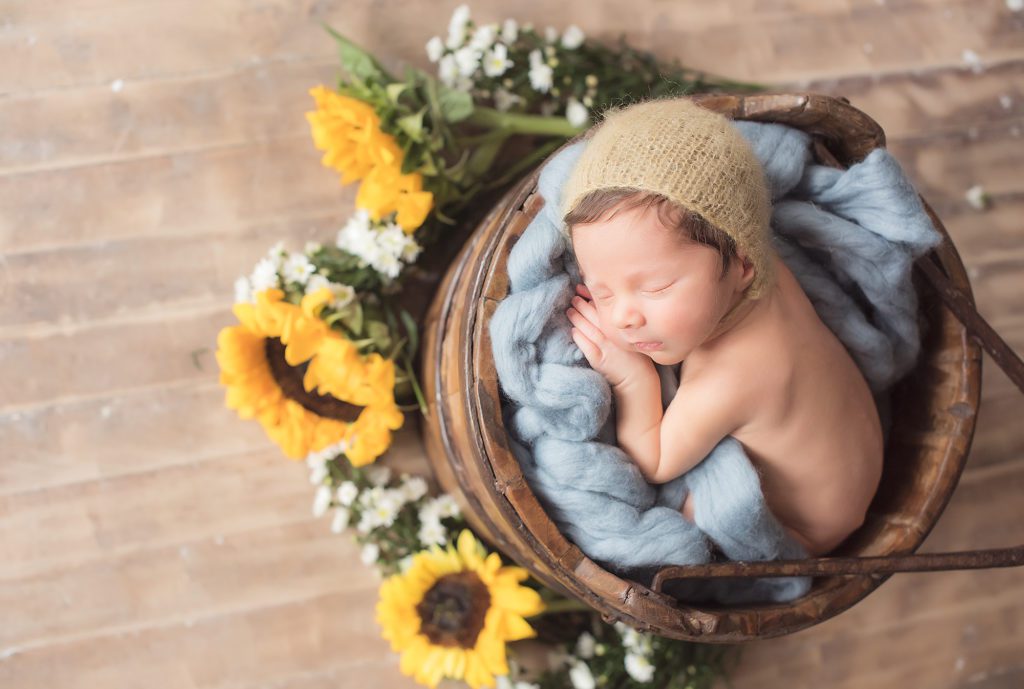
[562,188,739,279]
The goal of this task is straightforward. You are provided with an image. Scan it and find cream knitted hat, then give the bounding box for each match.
[560,96,774,298]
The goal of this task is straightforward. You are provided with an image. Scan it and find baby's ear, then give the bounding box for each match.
[734,250,757,291]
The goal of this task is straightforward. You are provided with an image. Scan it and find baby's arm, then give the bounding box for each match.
[615,373,744,484]
[567,286,744,483]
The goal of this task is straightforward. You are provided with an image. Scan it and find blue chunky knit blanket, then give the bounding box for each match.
[488,120,941,604]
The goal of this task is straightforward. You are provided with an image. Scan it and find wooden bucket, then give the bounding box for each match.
[419,93,1021,642]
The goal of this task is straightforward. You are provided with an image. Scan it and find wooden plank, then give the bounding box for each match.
[0,588,415,689]
[0,378,424,500]
[0,519,376,650]
[0,214,339,332]
[2,1,1020,94]
[0,58,339,174]
[0,137,349,255]
[794,59,1023,142]
[0,448,314,582]
[0,307,223,410]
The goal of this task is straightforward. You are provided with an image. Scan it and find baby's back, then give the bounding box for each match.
[693,254,884,555]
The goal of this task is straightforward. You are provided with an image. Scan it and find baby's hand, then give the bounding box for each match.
[567,284,652,388]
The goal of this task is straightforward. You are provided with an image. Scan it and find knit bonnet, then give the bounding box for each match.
[560,96,774,299]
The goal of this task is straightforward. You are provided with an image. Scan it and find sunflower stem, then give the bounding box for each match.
[533,597,593,615]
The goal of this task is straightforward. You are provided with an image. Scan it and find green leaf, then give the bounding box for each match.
[464,137,507,180]
[385,82,410,105]
[367,320,392,352]
[396,106,427,142]
[436,84,474,123]
[323,24,395,84]
[400,310,419,357]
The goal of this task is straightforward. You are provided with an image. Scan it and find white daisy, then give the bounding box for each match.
[330,507,351,533]
[561,25,585,50]
[469,23,496,51]
[962,49,984,74]
[426,35,445,62]
[483,43,513,77]
[529,49,543,68]
[501,18,518,43]
[965,184,990,210]
[401,475,429,502]
[360,542,380,565]
[266,240,287,268]
[368,490,402,528]
[446,4,471,49]
[366,465,392,487]
[624,652,655,683]
[454,45,482,77]
[439,53,459,87]
[418,517,448,547]
[574,631,596,659]
[336,481,359,507]
[529,61,553,93]
[356,512,375,534]
[308,462,328,485]
[312,485,333,517]
[400,239,422,264]
[568,660,595,689]
[249,257,279,292]
[372,251,402,280]
[282,253,315,285]
[544,25,559,43]
[566,97,589,127]
[432,494,461,518]
[234,275,253,303]
[494,87,522,112]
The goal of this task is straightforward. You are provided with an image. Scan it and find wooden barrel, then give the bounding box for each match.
[419,93,982,642]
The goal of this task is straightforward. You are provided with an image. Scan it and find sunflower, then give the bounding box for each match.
[306,85,434,234]
[216,288,404,464]
[376,530,545,689]
[306,85,402,184]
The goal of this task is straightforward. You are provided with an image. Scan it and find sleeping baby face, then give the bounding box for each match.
[571,202,754,367]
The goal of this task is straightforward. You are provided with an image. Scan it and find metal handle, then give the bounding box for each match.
[652,252,1024,588]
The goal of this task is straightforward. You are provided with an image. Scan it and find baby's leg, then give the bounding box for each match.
[680,491,696,523]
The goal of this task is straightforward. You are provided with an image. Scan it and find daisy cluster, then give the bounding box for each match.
[305,450,465,574]
[234,241,358,305]
[426,5,592,127]
[335,209,423,281]
[542,620,707,689]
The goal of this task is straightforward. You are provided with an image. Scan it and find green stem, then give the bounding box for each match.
[532,597,593,615]
[403,355,429,417]
[465,106,583,137]
[481,138,565,192]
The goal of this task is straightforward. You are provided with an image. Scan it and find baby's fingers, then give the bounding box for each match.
[571,295,600,322]
[567,306,605,346]
[571,327,600,365]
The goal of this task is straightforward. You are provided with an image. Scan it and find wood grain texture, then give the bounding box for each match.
[1,0,1021,686]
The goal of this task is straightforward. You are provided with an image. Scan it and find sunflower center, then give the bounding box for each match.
[263,337,365,422]
[416,571,491,648]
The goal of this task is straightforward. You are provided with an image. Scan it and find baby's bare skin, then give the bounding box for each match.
[677,252,884,555]
[567,203,883,557]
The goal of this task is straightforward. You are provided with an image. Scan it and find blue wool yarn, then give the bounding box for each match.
[488,120,941,603]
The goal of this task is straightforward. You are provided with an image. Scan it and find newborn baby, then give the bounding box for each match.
[560,97,883,557]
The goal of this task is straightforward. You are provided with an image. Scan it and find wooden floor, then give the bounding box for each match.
[1,1,1022,687]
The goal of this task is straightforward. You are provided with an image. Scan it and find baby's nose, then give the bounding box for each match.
[611,303,644,330]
